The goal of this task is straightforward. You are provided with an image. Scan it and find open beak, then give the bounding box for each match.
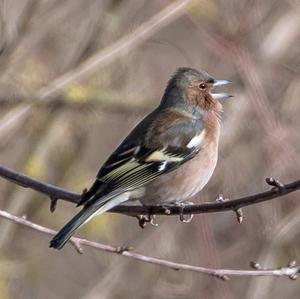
[213,79,231,87]
[211,79,232,100]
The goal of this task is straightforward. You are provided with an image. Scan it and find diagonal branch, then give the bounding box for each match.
[36,0,193,100]
[0,164,300,217]
[0,208,299,280]
[0,0,192,134]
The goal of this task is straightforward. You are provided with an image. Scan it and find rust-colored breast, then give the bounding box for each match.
[141,110,221,205]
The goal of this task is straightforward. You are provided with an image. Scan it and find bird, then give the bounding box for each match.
[50,67,231,249]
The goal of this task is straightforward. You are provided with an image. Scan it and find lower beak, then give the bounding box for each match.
[212,79,232,100]
[211,93,233,100]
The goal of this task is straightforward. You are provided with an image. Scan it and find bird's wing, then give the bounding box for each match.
[79,117,204,207]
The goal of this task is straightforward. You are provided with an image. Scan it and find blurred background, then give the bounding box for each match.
[0,0,299,298]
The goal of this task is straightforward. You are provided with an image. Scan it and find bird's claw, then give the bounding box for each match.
[150,215,159,227]
[180,212,194,223]
[172,201,194,223]
[136,214,158,228]
[162,205,171,215]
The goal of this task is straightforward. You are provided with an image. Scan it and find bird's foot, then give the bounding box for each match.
[178,201,194,223]
[162,201,194,223]
[136,213,158,228]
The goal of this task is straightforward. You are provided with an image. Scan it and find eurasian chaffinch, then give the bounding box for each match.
[50,67,231,249]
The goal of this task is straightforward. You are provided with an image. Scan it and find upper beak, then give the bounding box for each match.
[213,79,231,87]
[211,79,232,100]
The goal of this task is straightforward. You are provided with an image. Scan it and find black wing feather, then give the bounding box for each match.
[79,114,203,207]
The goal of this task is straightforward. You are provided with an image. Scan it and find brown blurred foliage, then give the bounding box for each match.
[0,0,300,298]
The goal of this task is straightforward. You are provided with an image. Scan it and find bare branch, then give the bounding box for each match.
[36,0,193,100]
[0,0,191,134]
[0,209,299,280]
[0,164,300,217]
[0,164,80,204]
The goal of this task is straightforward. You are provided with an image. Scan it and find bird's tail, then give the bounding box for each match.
[50,193,127,249]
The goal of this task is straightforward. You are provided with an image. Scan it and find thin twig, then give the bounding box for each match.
[0,0,191,133]
[0,209,299,280]
[0,164,299,217]
[36,0,192,100]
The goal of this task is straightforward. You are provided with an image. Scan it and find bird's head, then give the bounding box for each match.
[161,67,232,114]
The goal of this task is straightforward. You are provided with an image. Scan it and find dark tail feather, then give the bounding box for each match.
[50,193,126,249]
[50,204,100,250]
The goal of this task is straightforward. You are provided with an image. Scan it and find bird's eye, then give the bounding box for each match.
[199,83,207,90]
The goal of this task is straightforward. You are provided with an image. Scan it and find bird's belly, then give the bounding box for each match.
[140,142,218,205]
